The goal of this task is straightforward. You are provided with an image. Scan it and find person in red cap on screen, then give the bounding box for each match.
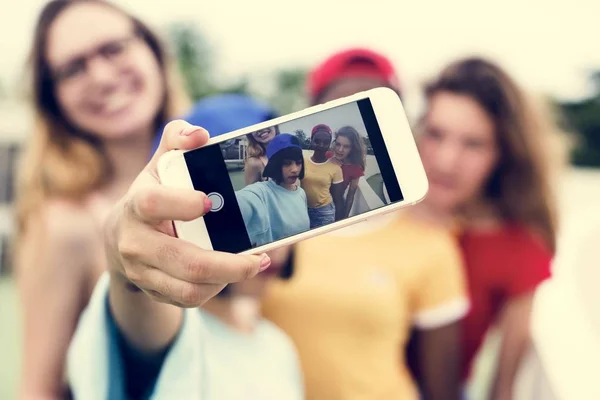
[262,48,468,400]
[300,123,344,228]
[307,47,402,105]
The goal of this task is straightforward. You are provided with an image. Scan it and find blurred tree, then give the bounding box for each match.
[559,71,600,167]
[269,67,308,115]
[294,129,310,149]
[167,22,249,100]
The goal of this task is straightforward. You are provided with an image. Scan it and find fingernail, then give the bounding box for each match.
[204,197,213,213]
[181,125,205,136]
[259,254,271,272]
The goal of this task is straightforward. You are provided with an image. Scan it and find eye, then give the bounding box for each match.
[99,39,128,59]
[55,58,86,81]
[425,126,443,140]
[464,138,486,149]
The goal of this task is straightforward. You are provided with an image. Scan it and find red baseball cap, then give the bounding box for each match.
[311,124,333,137]
[307,48,400,100]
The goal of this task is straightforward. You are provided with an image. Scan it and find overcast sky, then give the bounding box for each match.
[1,0,599,113]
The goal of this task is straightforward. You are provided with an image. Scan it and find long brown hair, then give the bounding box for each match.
[15,0,189,234]
[335,126,366,171]
[422,57,566,251]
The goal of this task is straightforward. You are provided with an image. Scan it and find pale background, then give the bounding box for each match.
[279,102,368,138]
[1,0,599,398]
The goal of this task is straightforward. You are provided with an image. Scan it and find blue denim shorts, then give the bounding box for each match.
[308,202,335,229]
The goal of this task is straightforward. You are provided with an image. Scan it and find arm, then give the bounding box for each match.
[343,178,360,218]
[15,204,92,399]
[489,293,535,400]
[330,183,345,221]
[244,157,264,186]
[105,204,184,356]
[410,230,469,400]
[416,322,463,400]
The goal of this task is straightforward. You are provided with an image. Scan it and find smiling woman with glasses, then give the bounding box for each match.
[13,0,190,398]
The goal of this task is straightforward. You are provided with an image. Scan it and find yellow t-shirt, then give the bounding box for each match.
[301,155,343,208]
[262,211,469,400]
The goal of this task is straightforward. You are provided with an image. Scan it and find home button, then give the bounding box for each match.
[207,192,224,212]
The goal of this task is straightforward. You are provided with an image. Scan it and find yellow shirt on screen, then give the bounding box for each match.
[262,211,469,400]
[300,155,343,208]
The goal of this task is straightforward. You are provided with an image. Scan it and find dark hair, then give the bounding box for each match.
[335,126,366,170]
[422,57,560,250]
[262,147,305,183]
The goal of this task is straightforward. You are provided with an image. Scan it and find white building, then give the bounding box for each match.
[0,99,31,275]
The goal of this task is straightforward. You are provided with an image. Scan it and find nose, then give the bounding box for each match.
[86,57,119,87]
[291,162,301,173]
[433,141,461,173]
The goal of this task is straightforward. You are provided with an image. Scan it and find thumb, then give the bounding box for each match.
[147,120,210,172]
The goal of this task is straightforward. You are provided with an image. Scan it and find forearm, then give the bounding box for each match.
[418,323,462,400]
[490,295,534,400]
[108,270,183,354]
[344,188,357,218]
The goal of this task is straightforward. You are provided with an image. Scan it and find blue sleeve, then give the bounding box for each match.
[235,185,270,247]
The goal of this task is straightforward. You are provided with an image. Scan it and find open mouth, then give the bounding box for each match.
[90,89,137,116]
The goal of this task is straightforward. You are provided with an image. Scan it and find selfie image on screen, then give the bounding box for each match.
[183,99,403,252]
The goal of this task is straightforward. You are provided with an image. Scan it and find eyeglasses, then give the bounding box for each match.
[51,34,139,85]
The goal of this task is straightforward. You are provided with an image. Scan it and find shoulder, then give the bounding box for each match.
[392,212,459,253]
[347,163,365,178]
[43,198,97,244]
[18,198,96,263]
[258,319,299,357]
[15,198,97,287]
[464,223,552,260]
[245,156,264,170]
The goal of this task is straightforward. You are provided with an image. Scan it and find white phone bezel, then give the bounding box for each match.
[157,87,429,254]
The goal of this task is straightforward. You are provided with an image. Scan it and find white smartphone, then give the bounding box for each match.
[158,87,428,254]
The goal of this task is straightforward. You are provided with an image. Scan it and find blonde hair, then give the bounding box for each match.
[421,57,568,251]
[15,0,190,239]
[245,125,280,159]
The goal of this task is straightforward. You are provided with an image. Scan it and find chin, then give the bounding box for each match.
[89,116,155,142]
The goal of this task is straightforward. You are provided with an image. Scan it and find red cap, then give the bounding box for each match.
[307,48,400,100]
[311,124,333,137]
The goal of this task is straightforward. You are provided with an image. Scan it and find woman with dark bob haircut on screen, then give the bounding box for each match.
[13,0,189,397]
[237,133,310,248]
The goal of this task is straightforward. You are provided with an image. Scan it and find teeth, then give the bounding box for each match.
[104,93,132,113]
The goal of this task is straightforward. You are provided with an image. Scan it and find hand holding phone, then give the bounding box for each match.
[105,120,271,307]
[158,88,429,255]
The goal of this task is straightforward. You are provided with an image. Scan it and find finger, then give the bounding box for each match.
[147,120,210,172]
[133,266,226,308]
[129,185,212,223]
[119,229,271,284]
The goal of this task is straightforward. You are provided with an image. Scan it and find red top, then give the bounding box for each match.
[340,164,365,185]
[458,224,553,380]
[325,151,365,186]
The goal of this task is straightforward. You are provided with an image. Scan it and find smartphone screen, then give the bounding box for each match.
[183,98,403,253]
